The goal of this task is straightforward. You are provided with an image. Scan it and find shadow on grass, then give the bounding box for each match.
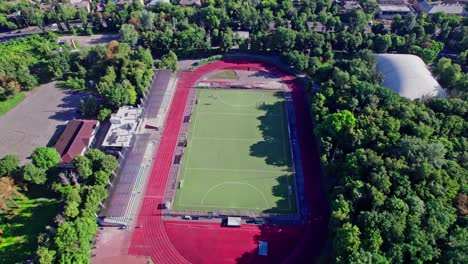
[0,192,59,264]
[232,91,307,264]
[249,92,289,168]
[248,91,295,215]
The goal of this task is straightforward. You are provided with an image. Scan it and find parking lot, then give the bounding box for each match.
[0,82,86,164]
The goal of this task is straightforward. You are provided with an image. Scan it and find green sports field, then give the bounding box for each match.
[173,88,296,214]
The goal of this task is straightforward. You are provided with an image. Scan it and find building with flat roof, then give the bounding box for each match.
[102,106,143,148]
[54,119,100,163]
[414,0,467,16]
[179,0,201,7]
[378,4,414,19]
[376,54,446,99]
[147,0,170,6]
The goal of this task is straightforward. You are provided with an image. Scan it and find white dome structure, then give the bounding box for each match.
[376,54,446,100]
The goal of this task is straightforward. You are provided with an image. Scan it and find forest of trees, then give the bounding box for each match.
[311,54,466,263]
[0,148,117,263]
[0,34,60,101]
[0,0,466,263]
[64,41,154,119]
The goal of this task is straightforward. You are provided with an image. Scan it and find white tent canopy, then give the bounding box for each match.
[376,54,446,100]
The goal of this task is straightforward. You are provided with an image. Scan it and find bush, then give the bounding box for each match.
[0,154,19,176]
[65,77,86,90]
[31,147,61,170]
[22,163,47,185]
[97,108,112,122]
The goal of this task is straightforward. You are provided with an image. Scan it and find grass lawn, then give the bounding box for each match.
[206,70,239,80]
[173,88,296,214]
[0,190,59,264]
[0,93,26,116]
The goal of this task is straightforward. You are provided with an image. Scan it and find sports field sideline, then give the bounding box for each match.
[173,88,296,214]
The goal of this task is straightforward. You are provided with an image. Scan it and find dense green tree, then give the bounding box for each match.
[316,110,356,140]
[160,51,178,71]
[281,51,309,72]
[434,58,463,90]
[412,40,444,64]
[359,0,378,15]
[72,155,93,180]
[97,108,112,122]
[334,223,361,257]
[119,24,139,47]
[22,163,46,185]
[99,155,118,175]
[220,27,234,52]
[93,170,110,186]
[0,154,19,177]
[374,34,392,53]
[443,226,468,264]
[55,222,79,253]
[31,147,61,171]
[80,96,100,118]
[64,201,80,218]
[138,10,155,31]
[47,48,71,78]
[269,27,297,52]
[36,246,56,264]
[347,9,368,33]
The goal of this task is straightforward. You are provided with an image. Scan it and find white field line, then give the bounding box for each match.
[278,101,292,210]
[199,182,270,208]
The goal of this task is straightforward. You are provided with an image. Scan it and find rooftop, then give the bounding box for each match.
[147,0,170,5]
[342,1,362,11]
[102,106,143,148]
[429,3,467,15]
[55,119,99,163]
[378,4,413,12]
[179,0,201,7]
[376,54,446,100]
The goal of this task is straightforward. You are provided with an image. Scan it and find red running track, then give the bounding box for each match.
[129,59,328,264]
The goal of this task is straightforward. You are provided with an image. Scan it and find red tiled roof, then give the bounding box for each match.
[54,119,99,163]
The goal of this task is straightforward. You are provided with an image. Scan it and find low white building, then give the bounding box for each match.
[378,4,414,19]
[102,106,144,148]
[147,0,170,6]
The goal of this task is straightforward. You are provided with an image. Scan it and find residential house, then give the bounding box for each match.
[65,0,91,13]
[115,0,145,7]
[378,4,415,19]
[378,0,408,4]
[147,0,170,6]
[414,0,467,16]
[341,1,363,12]
[179,0,202,7]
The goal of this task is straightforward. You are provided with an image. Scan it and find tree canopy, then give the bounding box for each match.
[31,147,61,171]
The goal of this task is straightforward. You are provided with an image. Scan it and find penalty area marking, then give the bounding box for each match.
[210,92,267,107]
[199,182,270,208]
